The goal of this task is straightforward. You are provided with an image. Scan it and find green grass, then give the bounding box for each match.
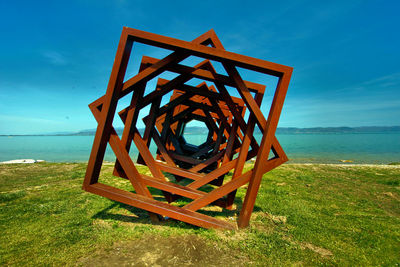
[0,163,399,266]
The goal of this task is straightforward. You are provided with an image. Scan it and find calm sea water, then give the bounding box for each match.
[0,133,399,164]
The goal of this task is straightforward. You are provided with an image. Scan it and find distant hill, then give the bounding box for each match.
[67,127,133,136]
[2,126,399,136]
[69,126,400,135]
[274,126,400,134]
[63,126,213,136]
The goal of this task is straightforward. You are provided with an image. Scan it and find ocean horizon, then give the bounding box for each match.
[1,131,399,164]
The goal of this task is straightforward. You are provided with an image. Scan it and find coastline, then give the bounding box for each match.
[287,163,400,168]
[1,159,399,169]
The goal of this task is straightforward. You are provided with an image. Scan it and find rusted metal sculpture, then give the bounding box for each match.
[83,27,292,229]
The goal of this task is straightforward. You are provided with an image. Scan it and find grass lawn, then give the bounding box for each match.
[0,162,399,266]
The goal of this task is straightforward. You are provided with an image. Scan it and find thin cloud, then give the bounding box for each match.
[285,96,400,115]
[0,114,64,125]
[362,72,400,86]
[42,51,68,65]
[333,72,400,94]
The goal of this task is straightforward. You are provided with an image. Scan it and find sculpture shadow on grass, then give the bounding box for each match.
[91,194,263,229]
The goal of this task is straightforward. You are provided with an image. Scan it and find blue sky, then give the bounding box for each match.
[0,0,399,135]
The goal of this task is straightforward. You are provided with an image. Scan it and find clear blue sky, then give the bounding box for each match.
[0,0,399,135]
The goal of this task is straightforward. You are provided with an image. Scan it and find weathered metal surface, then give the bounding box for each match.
[83,27,292,229]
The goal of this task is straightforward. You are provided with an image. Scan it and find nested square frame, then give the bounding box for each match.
[83,27,293,229]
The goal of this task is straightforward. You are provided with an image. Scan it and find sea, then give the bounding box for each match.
[0,133,399,164]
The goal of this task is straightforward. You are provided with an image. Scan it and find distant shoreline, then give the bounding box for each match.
[1,126,399,136]
[1,160,399,168]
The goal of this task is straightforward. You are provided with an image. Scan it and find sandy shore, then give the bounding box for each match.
[0,159,45,164]
[287,163,400,168]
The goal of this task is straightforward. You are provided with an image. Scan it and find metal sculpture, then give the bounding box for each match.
[83,27,292,229]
